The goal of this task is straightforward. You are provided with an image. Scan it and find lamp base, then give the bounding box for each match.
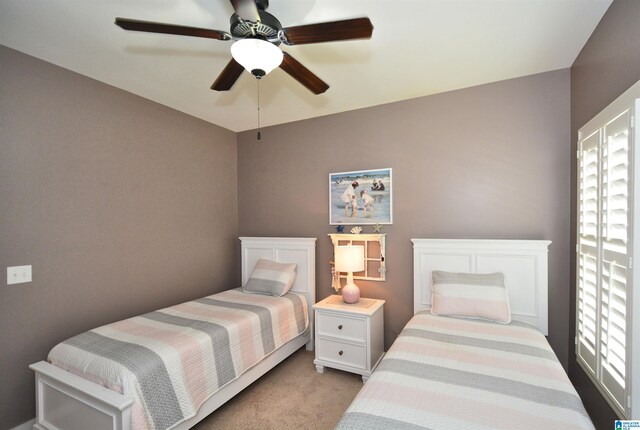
[341,282,360,304]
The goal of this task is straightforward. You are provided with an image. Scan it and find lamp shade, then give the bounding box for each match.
[230,38,283,76]
[335,245,365,273]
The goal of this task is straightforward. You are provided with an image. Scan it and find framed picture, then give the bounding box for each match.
[329,168,393,225]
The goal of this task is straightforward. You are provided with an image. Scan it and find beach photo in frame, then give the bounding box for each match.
[329,168,393,225]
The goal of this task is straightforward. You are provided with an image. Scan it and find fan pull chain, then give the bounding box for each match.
[256,79,261,140]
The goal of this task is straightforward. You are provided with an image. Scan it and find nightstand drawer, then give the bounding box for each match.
[317,313,366,342]
[317,338,366,370]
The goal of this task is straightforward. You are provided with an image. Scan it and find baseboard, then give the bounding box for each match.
[11,418,35,430]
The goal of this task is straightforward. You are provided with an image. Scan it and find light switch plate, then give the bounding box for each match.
[7,265,32,285]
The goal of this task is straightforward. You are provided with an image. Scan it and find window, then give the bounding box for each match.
[576,81,640,419]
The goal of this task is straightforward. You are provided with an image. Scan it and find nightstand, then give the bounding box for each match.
[312,295,385,383]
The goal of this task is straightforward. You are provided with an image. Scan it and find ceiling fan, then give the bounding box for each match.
[115,0,374,95]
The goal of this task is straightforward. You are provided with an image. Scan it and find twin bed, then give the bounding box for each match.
[337,239,594,430]
[30,237,316,430]
[30,237,594,430]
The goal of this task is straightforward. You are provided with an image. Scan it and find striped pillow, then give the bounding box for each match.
[243,258,297,297]
[430,271,511,324]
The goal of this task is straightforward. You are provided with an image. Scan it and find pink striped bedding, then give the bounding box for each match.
[336,312,594,430]
[48,288,308,430]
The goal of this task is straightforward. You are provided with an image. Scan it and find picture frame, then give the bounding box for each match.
[329,168,393,225]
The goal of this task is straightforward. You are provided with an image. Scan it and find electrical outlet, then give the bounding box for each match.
[7,265,32,285]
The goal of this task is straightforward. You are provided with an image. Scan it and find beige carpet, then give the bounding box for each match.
[192,348,363,430]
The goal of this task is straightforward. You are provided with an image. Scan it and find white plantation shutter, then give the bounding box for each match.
[600,111,630,409]
[577,93,637,419]
[577,130,600,374]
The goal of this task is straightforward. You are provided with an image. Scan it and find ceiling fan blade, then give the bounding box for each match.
[115,18,231,40]
[229,0,261,22]
[283,17,373,45]
[211,58,245,91]
[279,52,329,95]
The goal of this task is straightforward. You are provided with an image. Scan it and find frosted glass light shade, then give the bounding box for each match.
[231,39,283,76]
[335,245,365,273]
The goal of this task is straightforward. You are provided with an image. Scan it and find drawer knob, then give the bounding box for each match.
[339,350,344,356]
[338,325,343,330]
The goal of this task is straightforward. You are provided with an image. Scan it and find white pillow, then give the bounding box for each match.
[431,270,511,324]
[243,258,297,297]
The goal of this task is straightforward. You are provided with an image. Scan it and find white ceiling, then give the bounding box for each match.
[1,0,612,132]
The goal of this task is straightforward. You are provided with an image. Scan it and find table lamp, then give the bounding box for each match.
[335,245,365,303]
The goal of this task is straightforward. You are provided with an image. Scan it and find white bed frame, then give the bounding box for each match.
[29,237,316,430]
[412,239,551,334]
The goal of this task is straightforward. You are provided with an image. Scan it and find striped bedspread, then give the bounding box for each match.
[336,312,594,430]
[48,288,308,430]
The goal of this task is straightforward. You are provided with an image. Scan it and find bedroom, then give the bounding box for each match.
[1,0,639,429]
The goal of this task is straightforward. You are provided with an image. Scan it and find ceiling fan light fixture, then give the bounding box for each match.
[231,38,283,78]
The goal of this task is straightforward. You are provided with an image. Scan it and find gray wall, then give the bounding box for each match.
[0,46,239,429]
[238,69,571,365]
[570,0,640,427]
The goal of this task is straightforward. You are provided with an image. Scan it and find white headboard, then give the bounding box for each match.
[240,237,317,332]
[412,239,551,334]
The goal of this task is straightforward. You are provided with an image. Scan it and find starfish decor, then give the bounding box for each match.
[373,223,383,233]
[336,225,344,233]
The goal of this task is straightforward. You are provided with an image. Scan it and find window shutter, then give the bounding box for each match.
[577,103,635,419]
[600,110,631,410]
[577,130,600,374]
